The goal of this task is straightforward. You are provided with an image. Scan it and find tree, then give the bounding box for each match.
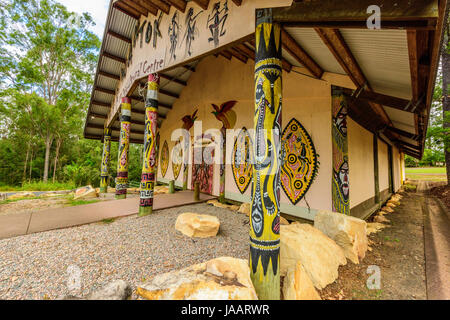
[0,0,100,182]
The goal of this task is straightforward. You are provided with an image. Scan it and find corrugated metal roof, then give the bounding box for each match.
[340,29,412,100]
[284,27,346,75]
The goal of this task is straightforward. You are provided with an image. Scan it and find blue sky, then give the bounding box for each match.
[57,0,110,38]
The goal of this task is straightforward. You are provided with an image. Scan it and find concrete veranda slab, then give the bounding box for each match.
[0,191,215,240]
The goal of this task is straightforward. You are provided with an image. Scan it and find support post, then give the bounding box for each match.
[194,181,200,201]
[139,74,160,216]
[115,97,131,199]
[373,134,380,205]
[100,127,112,193]
[331,86,350,214]
[169,180,175,194]
[250,8,282,300]
[218,126,226,203]
[183,132,189,190]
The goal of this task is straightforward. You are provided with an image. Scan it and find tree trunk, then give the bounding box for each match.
[52,138,62,183]
[23,140,31,182]
[443,51,450,185]
[43,133,53,183]
[29,148,34,183]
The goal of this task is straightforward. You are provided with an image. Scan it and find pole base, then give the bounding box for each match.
[100,187,107,193]
[115,194,127,200]
[218,194,226,204]
[139,206,153,217]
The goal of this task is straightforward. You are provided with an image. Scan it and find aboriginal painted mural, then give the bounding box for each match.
[192,134,215,194]
[172,141,183,180]
[212,100,237,200]
[331,86,350,215]
[250,9,282,298]
[231,128,253,194]
[181,109,198,189]
[281,118,318,205]
[160,140,169,178]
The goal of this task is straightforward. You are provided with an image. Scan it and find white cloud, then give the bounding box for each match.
[56,0,110,38]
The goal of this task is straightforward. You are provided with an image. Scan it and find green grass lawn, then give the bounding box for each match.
[406,167,447,181]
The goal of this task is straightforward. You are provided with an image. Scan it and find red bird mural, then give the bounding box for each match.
[181,109,198,130]
[211,100,237,129]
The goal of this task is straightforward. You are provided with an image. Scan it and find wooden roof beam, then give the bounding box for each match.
[95,86,116,96]
[159,73,187,86]
[121,0,155,16]
[229,47,248,64]
[343,88,418,113]
[231,0,242,6]
[273,0,439,30]
[316,28,392,126]
[102,51,126,64]
[92,100,111,108]
[142,0,169,14]
[98,70,120,81]
[165,0,187,13]
[385,126,420,141]
[192,0,209,10]
[281,28,323,78]
[107,30,132,44]
[113,1,140,19]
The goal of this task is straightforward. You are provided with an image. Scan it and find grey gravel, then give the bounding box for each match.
[0,203,249,300]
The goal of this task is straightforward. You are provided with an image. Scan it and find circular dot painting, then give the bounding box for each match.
[281,118,318,205]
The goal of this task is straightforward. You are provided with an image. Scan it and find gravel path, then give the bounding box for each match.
[0,203,249,300]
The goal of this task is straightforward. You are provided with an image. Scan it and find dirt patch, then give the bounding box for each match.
[0,198,69,217]
[319,192,427,300]
[427,185,450,210]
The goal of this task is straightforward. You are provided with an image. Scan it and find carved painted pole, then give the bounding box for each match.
[115,97,131,199]
[250,8,282,300]
[139,73,159,216]
[219,126,226,203]
[100,127,112,193]
[331,86,350,214]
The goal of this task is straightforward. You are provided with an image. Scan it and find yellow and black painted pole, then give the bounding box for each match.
[250,8,282,300]
[100,127,112,193]
[331,86,350,214]
[139,74,159,216]
[115,97,131,200]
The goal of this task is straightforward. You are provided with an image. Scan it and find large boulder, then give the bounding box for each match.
[281,223,346,290]
[73,185,98,200]
[136,257,258,300]
[175,213,220,238]
[280,216,290,225]
[314,210,368,264]
[283,261,321,300]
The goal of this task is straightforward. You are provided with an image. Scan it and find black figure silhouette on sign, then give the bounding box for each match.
[181,7,203,56]
[168,12,180,61]
[206,0,229,47]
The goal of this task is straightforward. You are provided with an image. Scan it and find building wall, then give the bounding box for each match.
[157,55,331,220]
[378,139,390,192]
[347,119,375,209]
[393,146,401,192]
[156,55,401,220]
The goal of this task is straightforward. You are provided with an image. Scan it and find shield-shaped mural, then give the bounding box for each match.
[281,118,318,205]
[172,140,183,180]
[160,140,169,178]
[232,128,253,194]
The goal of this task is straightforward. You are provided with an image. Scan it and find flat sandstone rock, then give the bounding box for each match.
[314,210,368,264]
[136,257,258,300]
[283,261,321,300]
[175,212,220,238]
[281,223,347,290]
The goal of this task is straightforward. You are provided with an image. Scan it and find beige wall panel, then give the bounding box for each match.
[378,139,389,192]
[347,119,374,208]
